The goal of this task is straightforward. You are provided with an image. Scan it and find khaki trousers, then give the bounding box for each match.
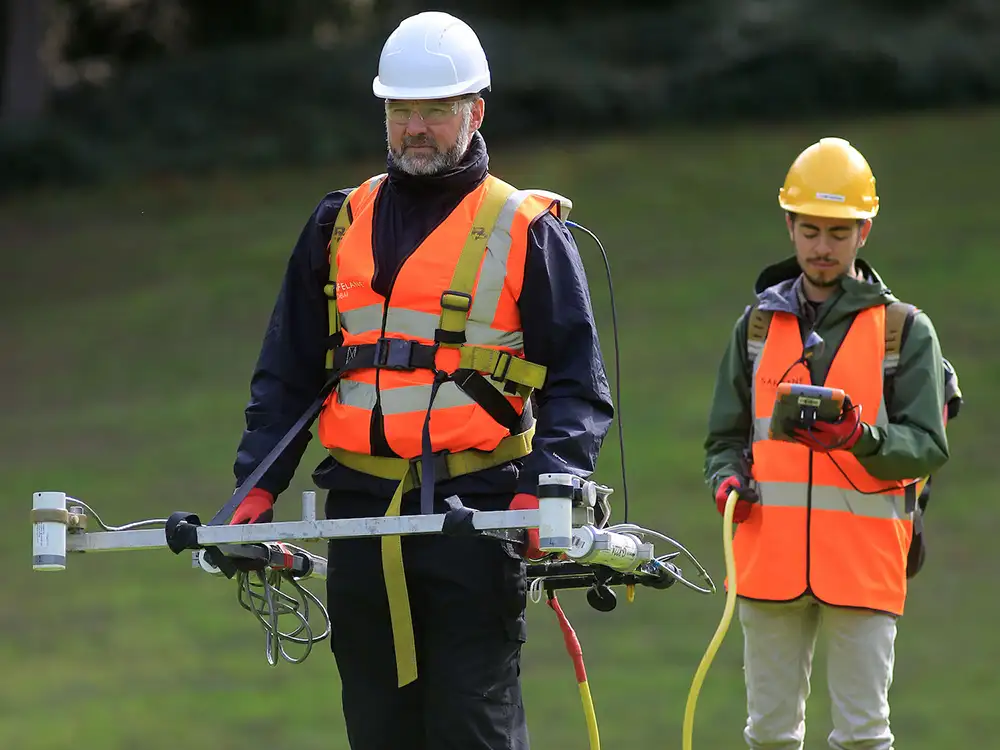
[739,595,897,750]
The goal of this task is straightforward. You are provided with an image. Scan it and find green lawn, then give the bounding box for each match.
[3,106,997,750]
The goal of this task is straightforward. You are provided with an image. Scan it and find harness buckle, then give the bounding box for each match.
[440,291,472,313]
[374,338,415,370]
[409,450,452,487]
[490,352,513,382]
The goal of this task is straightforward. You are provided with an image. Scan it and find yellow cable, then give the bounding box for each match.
[548,594,601,750]
[682,489,740,750]
[579,680,601,750]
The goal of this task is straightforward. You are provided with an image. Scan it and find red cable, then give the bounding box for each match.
[547,594,587,684]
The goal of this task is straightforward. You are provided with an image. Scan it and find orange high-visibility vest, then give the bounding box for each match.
[317,173,562,458]
[735,304,917,616]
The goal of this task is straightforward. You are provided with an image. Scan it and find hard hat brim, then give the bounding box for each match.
[778,198,879,221]
[372,76,489,101]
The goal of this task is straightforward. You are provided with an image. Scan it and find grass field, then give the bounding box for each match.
[3,106,998,750]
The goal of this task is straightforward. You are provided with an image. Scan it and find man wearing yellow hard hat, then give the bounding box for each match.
[703,137,954,749]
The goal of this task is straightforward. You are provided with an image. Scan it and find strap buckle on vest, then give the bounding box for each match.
[490,351,513,382]
[374,338,420,370]
[408,450,451,487]
[437,291,474,346]
[440,291,472,312]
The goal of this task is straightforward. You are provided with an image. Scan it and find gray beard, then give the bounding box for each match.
[387,109,473,176]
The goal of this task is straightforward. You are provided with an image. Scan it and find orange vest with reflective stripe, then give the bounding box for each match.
[317,174,558,458]
[736,304,916,615]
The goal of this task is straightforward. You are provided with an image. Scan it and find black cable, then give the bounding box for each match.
[773,288,926,501]
[566,220,629,524]
[799,405,925,497]
[827,446,925,497]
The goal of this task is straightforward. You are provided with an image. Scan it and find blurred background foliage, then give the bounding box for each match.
[3,0,1000,194]
[4,4,999,749]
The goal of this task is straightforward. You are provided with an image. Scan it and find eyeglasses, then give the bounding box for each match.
[385,99,466,125]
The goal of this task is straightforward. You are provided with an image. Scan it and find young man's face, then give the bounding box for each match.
[787,213,872,289]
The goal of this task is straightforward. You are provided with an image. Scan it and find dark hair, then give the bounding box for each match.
[787,211,865,227]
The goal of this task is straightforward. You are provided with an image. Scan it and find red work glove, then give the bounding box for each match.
[509,493,546,561]
[715,476,758,524]
[791,407,863,453]
[229,487,275,525]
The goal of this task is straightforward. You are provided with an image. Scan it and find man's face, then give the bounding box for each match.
[385,96,484,176]
[787,213,872,288]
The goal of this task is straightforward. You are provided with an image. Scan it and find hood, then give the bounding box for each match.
[752,255,899,325]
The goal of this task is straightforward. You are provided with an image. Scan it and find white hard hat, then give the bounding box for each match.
[372,12,491,100]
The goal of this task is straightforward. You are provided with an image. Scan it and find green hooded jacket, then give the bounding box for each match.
[703,256,950,497]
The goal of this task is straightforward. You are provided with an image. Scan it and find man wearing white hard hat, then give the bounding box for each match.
[227,11,614,748]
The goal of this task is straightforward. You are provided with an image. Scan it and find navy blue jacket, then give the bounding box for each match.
[232,132,614,507]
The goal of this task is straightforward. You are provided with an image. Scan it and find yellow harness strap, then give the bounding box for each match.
[437,176,517,346]
[330,426,536,687]
[323,178,385,370]
[457,347,547,392]
[439,177,549,394]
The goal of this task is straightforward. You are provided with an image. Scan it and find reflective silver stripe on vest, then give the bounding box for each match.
[336,378,512,416]
[467,189,537,327]
[756,481,909,520]
[753,416,771,442]
[337,379,377,411]
[339,304,383,335]
[339,304,523,349]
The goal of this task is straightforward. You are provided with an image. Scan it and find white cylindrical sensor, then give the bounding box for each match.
[32,491,68,571]
[537,473,575,552]
[302,490,317,522]
[565,526,643,572]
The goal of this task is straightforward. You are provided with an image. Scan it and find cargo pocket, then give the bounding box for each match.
[496,540,529,644]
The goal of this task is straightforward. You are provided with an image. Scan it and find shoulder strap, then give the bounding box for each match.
[439,177,554,433]
[323,175,386,370]
[883,301,918,378]
[883,299,929,429]
[885,302,962,418]
[745,304,773,367]
[436,176,520,348]
[745,300,919,378]
[442,178,555,391]
[437,180,573,348]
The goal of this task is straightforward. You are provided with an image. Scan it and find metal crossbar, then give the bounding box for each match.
[31,483,716,668]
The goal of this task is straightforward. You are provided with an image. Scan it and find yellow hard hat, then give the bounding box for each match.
[778,137,879,220]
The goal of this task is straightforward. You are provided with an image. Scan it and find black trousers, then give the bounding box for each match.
[325,489,530,750]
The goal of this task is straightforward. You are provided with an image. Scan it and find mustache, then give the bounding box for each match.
[402,135,437,149]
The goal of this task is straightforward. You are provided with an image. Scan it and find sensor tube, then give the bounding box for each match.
[537,473,575,552]
[565,526,647,572]
[32,491,68,571]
